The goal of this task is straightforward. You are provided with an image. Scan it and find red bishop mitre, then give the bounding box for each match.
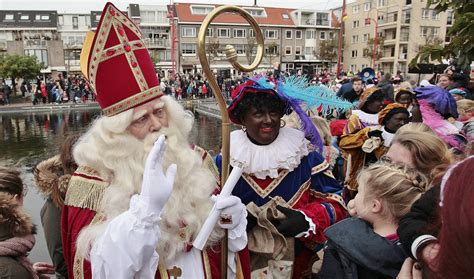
[80,2,162,116]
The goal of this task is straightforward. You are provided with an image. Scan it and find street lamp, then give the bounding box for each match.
[365,8,379,70]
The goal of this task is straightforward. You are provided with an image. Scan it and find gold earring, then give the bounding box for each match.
[280,119,286,128]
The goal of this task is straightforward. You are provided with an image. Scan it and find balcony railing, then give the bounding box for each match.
[144,38,169,48]
[24,39,48,48]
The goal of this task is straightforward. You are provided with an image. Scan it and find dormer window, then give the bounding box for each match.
[244,8,267,17]
[191,5,215,15]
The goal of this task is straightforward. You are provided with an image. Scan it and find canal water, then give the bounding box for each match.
[0,109,223,263]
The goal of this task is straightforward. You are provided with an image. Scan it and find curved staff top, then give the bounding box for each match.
[196,6,265,279]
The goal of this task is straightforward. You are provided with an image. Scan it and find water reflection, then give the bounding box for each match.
[0,109,223,263]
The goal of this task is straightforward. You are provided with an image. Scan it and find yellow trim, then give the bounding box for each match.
[102,85,163,116]
[158,264,169,278]
[202,250,212,278]
[242,170,290,198]
[72,213,105,278]
[287,179,311,207]
[236,254,244,279]
[64,167,109,211]
[311,160,329,175]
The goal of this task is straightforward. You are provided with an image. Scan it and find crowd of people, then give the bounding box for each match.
[1,3,474,279]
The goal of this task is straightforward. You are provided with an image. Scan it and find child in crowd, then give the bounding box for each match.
[319,162,428,279]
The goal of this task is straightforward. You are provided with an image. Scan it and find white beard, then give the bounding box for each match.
[75,96,222,262]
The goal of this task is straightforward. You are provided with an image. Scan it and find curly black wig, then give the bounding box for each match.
[232,92,287,123]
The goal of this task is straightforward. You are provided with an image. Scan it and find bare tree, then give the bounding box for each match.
[206,38,220,65]
[363,36,385,61]
[265,42,279,69]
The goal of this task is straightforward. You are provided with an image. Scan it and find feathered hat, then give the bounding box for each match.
[228,75,354,151]
[79,2,162,116]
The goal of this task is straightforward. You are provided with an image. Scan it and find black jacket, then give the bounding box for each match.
[319,218,406,279]
[397,185,440,259]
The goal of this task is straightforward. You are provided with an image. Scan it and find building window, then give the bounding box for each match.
[5,14,14,20]
[25,49,48,65]
[316,13,329,25]
[304,47,315,55]
[353,20,359,28]
[20,15,29,20]
[244,8,267,17]
[191,6,214,15]
[352,5,360,14]
[420,26,429,37]
[447,10,453,25]
[72,16,78,29]
[352,35,359,43]
[431,10,440,20]
[235,44,245,55]
[286,63,294,69]
[363,33,370,42]
[306,30,315,39]
[432,27,439,37]
[265,29,278,39]
[181,44,196,55]
[406,0,412,4]
[181,27,196,38]
[95,15,101,21]
[422,9,430,20]
[377,0,385,7]
[295,46,302,55]
[217,28,230,38]
[248,29,255,38]
[41,15,50,20]
[364,2,371,11]
[282,13,289,19]
[320,31,326,40]
[285,30,292,39]
[265,45,278,55]
[295,30,302,39]
[403,10,411,24]
[58,15,64,25]
[285,46,292,55]
[206,28,213,37]
[233,29,247,38]
[351,50,358,57]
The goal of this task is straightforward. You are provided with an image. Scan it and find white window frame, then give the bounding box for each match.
[265,29,278,39]
[422,9,430,20]
[5,14,14,20]
[363,33,370,42]
[364,2,371,11]
[306,30,315,39]
[377,0,385,7]
[353,20,359,28]
[320,31,326,40]
[282,13,289,19]
[285,46,292,55]
[206,28,213,37]
[233,28,247,38]
[431,10,440,20]
[41,15,49,20]
[20,15,29,20]
[181,27,196,38]
[352,5,360,14]
[235,44,245,55]
[304,47,315,56]
[295,30,302,39]
[244,8,267,18]
[248,29,255,38]
[351,50,358,57]
[285,30,292,39]
[217,28,230,38]
[181,43,196,55]
[351,35,359,43]
[190,5,215,15]
[295,46,302,55]
[420,26,429,37]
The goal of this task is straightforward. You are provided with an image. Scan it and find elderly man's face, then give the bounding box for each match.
[127,98,168,140]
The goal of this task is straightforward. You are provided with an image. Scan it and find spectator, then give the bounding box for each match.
[342,77,364,103]
[0,167,55,278]
[378,73,395,103]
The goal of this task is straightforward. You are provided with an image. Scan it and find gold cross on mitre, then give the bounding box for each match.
[168,266,182,278]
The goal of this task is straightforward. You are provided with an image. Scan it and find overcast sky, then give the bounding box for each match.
[0,0,344,13]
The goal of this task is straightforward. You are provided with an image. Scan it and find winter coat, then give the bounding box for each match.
[319,218,406,279]
[0,193,36,279]
[378,80,394,102]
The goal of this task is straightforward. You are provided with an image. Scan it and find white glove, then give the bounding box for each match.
[213,195,246,230]
[139,135,177,214]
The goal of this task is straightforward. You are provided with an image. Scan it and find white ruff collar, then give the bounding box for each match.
[382,126,395,147]
[352,110,379,127]
[230,127,310,179]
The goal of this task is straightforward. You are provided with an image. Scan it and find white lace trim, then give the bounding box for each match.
[382,126,395,147]
[294,210,317,238]
[230,127,310,179]
[130,195,162,230]
[352,110,379,128]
